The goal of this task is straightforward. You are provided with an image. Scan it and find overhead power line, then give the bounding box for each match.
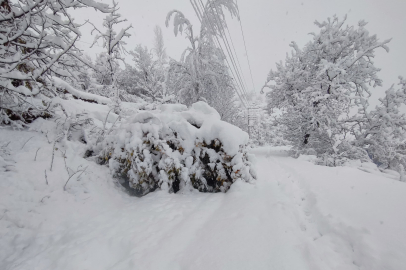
[225,26,249,93]
[208,2,249,98]
[194,0,249,107]
[197,0,249,105]
[236,0,256,92]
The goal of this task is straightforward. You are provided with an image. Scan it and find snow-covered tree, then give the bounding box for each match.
[92,52,114,86]
[262,15,391,159]
[89,2,131,101]
[153,25,167,64]
[0,0,112,127]
[359,77,406,169]
[165,0,243,124]
[127,44,165,101]
[75,54,94,91]
[165,0,237,103]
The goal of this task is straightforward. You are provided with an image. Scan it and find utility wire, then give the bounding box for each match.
[209,2,249,97]
[225,26,249,93]
[196,0,249,105]
[236,0,256,92]
[192,0,246,107]
[194,0,248,107]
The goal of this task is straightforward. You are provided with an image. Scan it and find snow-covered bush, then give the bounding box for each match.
[97,102,256,196]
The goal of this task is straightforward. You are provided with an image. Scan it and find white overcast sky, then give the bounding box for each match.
[74,0,406,105]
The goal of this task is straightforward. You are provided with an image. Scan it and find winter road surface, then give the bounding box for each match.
[4,146,406,270]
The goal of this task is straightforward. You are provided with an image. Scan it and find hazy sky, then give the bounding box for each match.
[74,0,406,105]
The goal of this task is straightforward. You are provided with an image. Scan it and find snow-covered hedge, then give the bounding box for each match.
[97,102,256,196]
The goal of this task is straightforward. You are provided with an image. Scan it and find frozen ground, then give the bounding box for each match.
[1,130,406,270]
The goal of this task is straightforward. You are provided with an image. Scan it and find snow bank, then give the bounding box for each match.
[99,101,255,196]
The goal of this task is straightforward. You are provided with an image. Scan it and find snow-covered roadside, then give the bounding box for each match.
[0,128,135,268]
[251,146,406,270]
[1,140,405,269]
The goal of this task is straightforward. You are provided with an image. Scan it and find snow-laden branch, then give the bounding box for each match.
[52,77,111,105]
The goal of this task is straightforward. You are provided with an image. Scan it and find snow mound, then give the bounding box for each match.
[98,102,256,196]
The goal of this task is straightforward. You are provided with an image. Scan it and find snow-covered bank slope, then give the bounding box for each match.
[1,143,405,269]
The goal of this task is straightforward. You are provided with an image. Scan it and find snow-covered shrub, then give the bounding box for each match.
[97,102,256,196]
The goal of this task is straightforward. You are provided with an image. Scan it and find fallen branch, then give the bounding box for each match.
[52,77,111,105]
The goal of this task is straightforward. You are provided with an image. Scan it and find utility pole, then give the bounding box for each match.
[247,103,259,139]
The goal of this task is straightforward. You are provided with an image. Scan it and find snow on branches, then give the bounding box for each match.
[0,0,112,128]
[97,102,256,196]
[361,77,406,170]
[165,0,242,126]
[262,15,393,164]
[89,1,132,102]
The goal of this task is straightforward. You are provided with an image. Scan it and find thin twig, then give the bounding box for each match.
[21,136,34,150]
[50,141,56,171]
[59,149,70,175]
[106,115,121,136]
[45,131,52,144]
[44,169,48,185]
[64,166,88,191]
[34,147,41,161]
[103,108,114,131]
[40,195,50,203]
[75,167,87,181]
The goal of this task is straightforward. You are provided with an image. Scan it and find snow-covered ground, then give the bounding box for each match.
[1,130,406,269]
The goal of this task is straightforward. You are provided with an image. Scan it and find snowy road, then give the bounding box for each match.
[3,143,406,270]
[6,148,312,270]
